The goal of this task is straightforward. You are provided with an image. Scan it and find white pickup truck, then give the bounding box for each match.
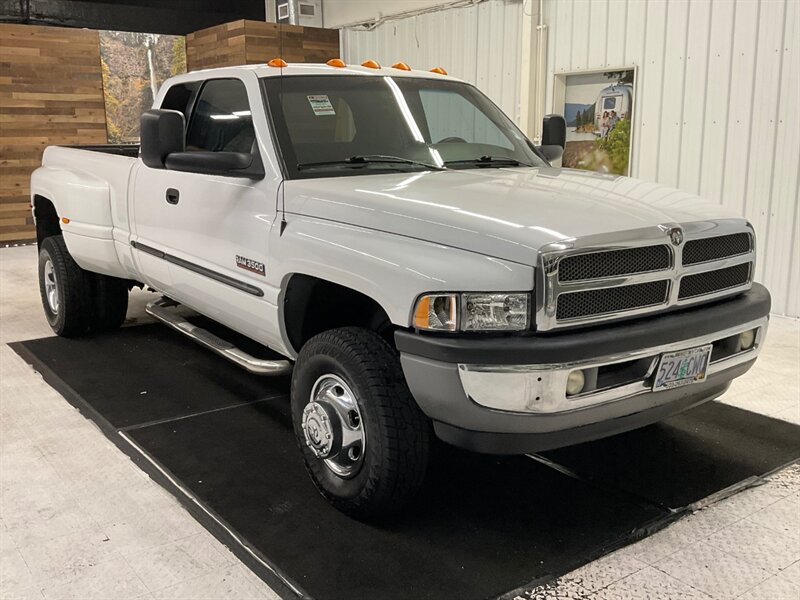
[31,62,770,518]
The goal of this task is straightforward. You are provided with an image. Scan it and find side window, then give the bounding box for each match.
[186,79,255,153]
[160,81,200,124]
[420,89,513,150]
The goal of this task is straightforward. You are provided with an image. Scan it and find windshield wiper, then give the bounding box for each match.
[297,155,444,171]
[444,155,533,168]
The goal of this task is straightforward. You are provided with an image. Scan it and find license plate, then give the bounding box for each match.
[653,344,713,391]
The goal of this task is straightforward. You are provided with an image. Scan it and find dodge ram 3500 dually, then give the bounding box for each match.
[31,61,770,518]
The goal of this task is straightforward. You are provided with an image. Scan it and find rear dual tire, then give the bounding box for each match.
[38,235,129,337]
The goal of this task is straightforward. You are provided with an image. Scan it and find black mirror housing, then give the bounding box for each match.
[542,114,567,149]
[164,151,265,180]
[539,145,564,162]
[140,109,185,169]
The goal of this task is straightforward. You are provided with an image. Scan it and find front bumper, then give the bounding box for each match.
[395,283,771,454]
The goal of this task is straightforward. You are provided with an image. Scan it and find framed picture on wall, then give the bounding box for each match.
[99,31,187,144]
[552,68,636,176]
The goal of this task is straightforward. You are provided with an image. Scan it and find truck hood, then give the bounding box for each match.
[283,167,744,265]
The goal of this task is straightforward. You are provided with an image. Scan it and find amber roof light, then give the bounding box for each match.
[327,58,346,67]
[392,62,412,71]
[267,58,288,68]
[361,59,381,69]
[430,67,448,75]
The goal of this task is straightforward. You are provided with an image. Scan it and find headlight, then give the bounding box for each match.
[463,293,529,331]
[413,293,529,332]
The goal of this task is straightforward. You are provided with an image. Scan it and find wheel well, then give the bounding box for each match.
[33,195,60,248]
[284,274,394,353]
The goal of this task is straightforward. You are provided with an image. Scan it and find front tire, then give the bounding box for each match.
[291,327,431,519]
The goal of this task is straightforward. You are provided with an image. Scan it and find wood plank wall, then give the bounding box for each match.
[0,24,107,245]
[187,19,339,71]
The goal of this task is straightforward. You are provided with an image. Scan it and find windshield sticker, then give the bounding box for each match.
[307,95,335,116]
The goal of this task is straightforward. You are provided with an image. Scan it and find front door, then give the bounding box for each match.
[131,74,282,347]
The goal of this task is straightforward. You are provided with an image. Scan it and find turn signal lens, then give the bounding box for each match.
[267,58,288,68]
[414,294,458,331]
[430,66,448,75]
[739,328,757,350]
[361,59,381,69]
[566,370,586,396]
[392,61,412,71]
[326,58,346,67]
[61,217,70,224]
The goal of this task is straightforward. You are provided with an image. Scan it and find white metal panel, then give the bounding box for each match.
[697,0,736,206]
[545,0,800,317]
[677,0,712,194]
[761,0,799,317]
[656,0,689,188]
[341,0,523,122]
[635,0,668,183]
[744,0,787,285]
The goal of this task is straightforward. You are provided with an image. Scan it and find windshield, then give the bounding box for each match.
[261,75,547,179]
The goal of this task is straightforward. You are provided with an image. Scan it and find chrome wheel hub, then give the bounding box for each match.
[43,259,59,314]
[303,374,365,478]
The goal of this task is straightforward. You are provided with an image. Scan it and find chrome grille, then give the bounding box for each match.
[683,233,751,265]
[679,263,751,299]
[557,281,670,321]
[558,245,671,282]
[536,220,756,331]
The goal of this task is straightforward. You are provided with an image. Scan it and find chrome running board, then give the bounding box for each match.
[145,297,293,376]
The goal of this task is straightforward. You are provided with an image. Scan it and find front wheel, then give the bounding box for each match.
[291,327,431,519]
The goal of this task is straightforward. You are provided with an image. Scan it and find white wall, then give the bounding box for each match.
[545,0,800,317]
[340,0,524,123]
[323,0,457,28]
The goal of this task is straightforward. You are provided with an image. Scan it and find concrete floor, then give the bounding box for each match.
[1,244,798,600]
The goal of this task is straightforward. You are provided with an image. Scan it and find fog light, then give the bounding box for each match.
[566,370,586,396]
[739,328,757,350]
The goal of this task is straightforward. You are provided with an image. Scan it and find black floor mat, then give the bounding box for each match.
[542,402,800,510]
[11,325,800,600]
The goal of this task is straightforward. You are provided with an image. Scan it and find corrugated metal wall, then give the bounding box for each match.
[340,0,524,123]
[545,0,800,317]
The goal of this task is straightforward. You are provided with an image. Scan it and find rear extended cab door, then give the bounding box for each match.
[129,69,286,350]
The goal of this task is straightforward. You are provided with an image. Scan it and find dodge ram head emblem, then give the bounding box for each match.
[668,227,684,246]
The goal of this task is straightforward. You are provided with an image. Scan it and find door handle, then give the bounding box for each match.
[166,188,180,205]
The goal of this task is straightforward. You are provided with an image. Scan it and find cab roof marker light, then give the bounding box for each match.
[267,58,287,68]
[361,59,381,69]
[392,62,412,71]
[430,67,448,75]
[326,58,346,67]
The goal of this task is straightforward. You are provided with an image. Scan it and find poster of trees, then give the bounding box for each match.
[561,69,635,175]
[99,31,187,144]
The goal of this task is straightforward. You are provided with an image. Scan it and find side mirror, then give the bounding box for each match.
[140,109,185,169]
[539,145,564,162]
[164,151,265,179]
[542,114,566,149]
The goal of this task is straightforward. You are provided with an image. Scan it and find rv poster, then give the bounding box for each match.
[561,69,634,176]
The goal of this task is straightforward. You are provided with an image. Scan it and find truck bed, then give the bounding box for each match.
[65,144,139,158]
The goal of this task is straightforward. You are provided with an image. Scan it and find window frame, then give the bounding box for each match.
[158,76,265,179]
[261,75,545,181]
